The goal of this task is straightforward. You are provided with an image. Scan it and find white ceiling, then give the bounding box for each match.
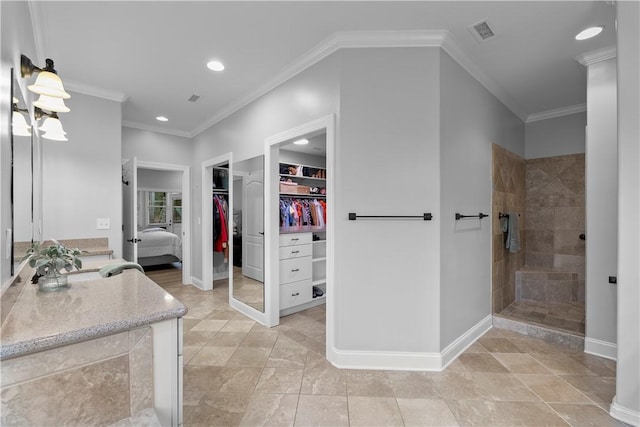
[32,1,616,138]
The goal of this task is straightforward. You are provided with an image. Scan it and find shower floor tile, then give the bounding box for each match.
[500,300,585,336]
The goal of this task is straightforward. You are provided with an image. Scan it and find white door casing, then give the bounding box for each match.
[122,157,138,262]
[243,170,264,282]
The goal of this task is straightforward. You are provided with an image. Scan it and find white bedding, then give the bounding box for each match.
[138,228,182,259]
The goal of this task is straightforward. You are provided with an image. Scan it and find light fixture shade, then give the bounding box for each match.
[42,130,68,141]
[33,94,70,113]
[12,111,32,136]
[27,71,71,99]
[38,117,67,135]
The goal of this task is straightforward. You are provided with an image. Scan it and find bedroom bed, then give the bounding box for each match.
[137,228,182,267]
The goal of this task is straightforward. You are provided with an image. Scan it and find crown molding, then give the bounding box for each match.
[526,103,587,123]
[122,121,192,139]
[441,34,528,122]
[576,46,617,67]
[65,79,129,103]
[192,29,527,137]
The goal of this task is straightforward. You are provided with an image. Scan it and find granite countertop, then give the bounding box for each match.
[0,267,187,360]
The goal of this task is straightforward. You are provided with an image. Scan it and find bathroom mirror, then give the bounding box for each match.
[11,70,34,272]
[231,155,265,312]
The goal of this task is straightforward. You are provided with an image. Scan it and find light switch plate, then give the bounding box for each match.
[97,218,111,230]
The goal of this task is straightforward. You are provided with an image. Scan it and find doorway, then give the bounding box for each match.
[122,158,191,285]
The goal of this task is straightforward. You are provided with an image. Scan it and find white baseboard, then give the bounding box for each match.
[611,397,640,426]
[327,314,492,371]
[584,337,617,361]
[441,314,493,369]
[191,276,204,290]
[329,348,442,371]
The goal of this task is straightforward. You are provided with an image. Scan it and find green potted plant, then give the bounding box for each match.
[23,240,84,291]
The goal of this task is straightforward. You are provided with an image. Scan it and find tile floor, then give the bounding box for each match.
[146,266,625,427]
[500,300,586,336]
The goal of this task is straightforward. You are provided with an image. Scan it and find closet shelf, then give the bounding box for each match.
[312,279,326,286]
[312,240,326,244]
[312,257,326,263]
[280,174,326,182]
[280,193,326,198]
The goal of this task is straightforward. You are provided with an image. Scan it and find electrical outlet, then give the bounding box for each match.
[609,276,617,284]
[96,218,111,230]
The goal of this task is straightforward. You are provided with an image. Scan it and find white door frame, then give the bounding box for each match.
[137,161,191,286]
[201,153,233,292]
[264,114,336,354]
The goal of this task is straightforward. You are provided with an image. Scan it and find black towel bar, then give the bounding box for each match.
[348,212,433,221]
[455,213,489,220]
[498,212,520,219]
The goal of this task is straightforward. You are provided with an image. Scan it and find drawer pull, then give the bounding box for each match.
[292,292,300,296]
[291,238,299,241]
[291,268,299,272]
[291,250,299,254]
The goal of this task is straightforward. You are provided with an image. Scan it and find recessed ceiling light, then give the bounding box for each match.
[293,139,309,145]
[575,26,604,40]
[207,60,225,71]
[156,116,168,122]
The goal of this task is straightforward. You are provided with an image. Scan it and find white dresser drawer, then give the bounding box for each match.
[279,233,312,247]
[279,257,312,284]
[280,280,313,309]
[279,244,312,260]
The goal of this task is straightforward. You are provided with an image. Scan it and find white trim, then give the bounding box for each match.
[191,276,204,290]
[526,103,587,123]
[441,314,494,369]
[123,121,192,139]
[201,153,232,292]
[137,161,191,285]
[66,79,129,103]
[193,30,528,137]
[441,34,528,121]
[330,349,443,371]
[577,46,617,67]
[264,115,335,331]
[584,337,617,361]
[610,397,640,427]
[328,314,492,371]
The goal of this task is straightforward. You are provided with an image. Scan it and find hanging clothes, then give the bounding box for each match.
[279,197,326,228]
[213,194,229,262]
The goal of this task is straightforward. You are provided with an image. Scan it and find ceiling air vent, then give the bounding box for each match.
[188,94,201,103]
[469,19,497,42]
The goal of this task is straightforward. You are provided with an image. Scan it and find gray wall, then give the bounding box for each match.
[137,169,182,191]
[615,1,640,420]
[525,113,586,159]
[336,47,441,352]
[584,57,618,349]
[122,126,193,166]
[42,92,123,257]
[439,52,524,348]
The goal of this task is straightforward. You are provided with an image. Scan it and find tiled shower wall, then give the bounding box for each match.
[492,144,526,313]
[524,153,586,302]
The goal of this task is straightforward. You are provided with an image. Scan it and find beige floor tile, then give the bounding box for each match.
[348,396,403,426]
[182,318,200,331]
[183,346,202,365]
[560,375,616,403]
[568,353,617,377]
[255,367,304,394]
[239,394,299,427]
[464,342,488,353]
[471,373,541,401]
[184,399,245,426]
[241,331,279,348]
[492,353,553,374]
[207,310,241,320]
[432,372,491,401]
[477,337,523,353]
[191,319,229,332]
[188,346,236,366]
[226,346,272,368]
[516,374,591,403]
[300,352,346,396]
[385,370,439,399]
[267,347,308,369]
[396,398,459,426]
[549,403,627,427]
[274,333,308,350]
[183,330,215,346]
[184,366,262,395]
[458,353,509,373]
[345,370,395,397]
[222,320,257,333]
[446,400,569,426]
[530,353,598,376]
[208,331,248,347]
[294,395,349,427]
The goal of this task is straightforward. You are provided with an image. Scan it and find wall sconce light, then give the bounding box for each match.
[21,54,71,99]
[12,99,32,137]
[33,94,70,113]
[35,107,68,141]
